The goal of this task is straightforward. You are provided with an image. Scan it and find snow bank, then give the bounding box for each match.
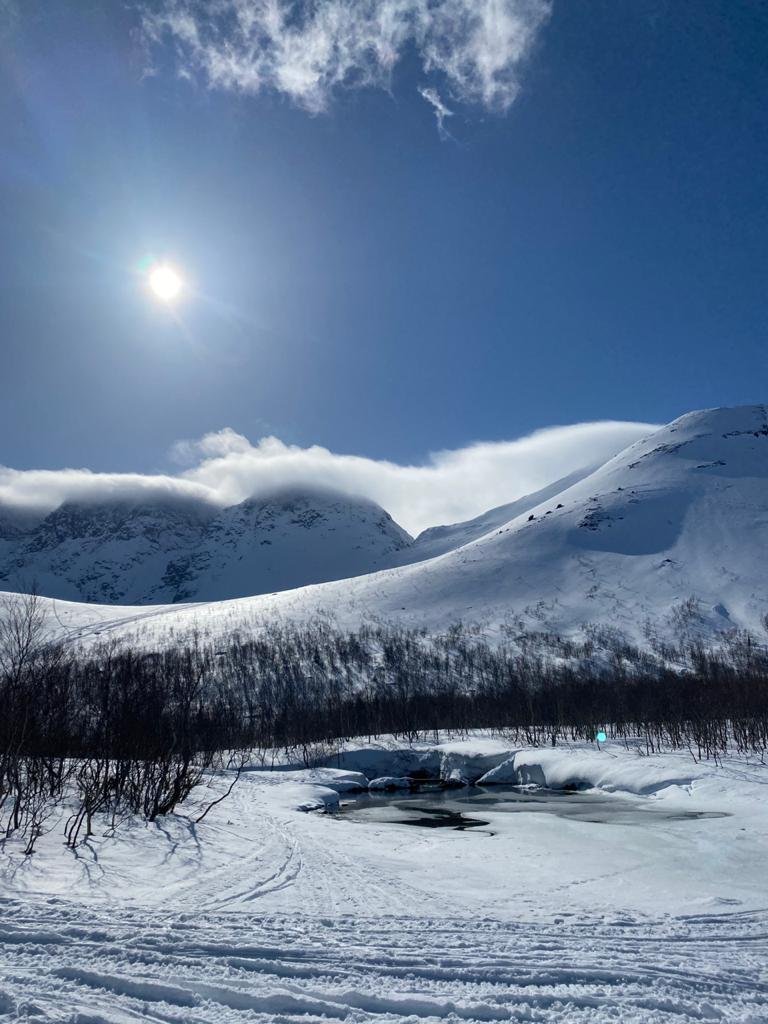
[262,767,368,792]
[258,768,369,812]
[281,783,342,812]
[262,742,705,808]
[478,749,700,795]
[323,747,441,779]
[324,737,513,785]
[436,740,513,785]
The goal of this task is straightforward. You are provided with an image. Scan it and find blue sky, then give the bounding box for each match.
[1,1,766,498]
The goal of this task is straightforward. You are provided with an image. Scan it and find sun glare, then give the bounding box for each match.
[148,263,184,303]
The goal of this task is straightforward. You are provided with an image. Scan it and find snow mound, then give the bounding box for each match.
[478,749,700,795]
[368,776,413,791]
[282,783,342,812]
[256,767,369,811]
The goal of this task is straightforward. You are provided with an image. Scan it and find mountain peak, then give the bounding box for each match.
[0,487,412,604]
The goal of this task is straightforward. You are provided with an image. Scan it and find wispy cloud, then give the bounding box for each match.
[0,420,657,536]
[141,0,552,126]
[418,86,453,140]
[169,426,254,464]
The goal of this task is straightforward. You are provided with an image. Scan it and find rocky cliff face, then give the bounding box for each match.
[0,489,413,604]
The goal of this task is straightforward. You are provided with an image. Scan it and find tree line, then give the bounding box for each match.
[2,593,768,853]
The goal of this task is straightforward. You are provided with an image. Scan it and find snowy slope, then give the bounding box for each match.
[4,404,768,649]
[406,466,594,561]
[252,403,768,642]
[0,488,413,604]
[341,402,768,638]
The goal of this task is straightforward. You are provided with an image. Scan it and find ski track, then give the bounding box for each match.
[1,899,767,1023]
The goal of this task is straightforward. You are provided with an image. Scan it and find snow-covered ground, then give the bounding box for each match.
[2,739,766,1021]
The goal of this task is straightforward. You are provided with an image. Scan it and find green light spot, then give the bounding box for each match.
[596,731,607,743]
[136,253,157,273]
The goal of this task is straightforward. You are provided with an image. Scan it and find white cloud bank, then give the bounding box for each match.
[0,420,657,536]
[141,0,552,120]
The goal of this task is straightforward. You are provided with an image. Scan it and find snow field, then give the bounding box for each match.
[2,900,766,1022]
[0,740,766,1021]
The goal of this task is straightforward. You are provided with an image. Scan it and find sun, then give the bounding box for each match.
[148,263,184,303]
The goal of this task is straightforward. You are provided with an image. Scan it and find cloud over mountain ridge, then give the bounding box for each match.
[0,419,657,536]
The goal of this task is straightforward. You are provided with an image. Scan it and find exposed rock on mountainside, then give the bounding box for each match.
[0,489,413,604]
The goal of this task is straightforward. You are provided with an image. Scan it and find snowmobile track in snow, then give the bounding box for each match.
[1,899,766,1022]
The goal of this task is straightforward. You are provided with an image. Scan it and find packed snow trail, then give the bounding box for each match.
[2,899,767,1022]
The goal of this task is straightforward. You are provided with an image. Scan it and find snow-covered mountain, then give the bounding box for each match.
[0,488,413,604]
[299,402,766,642]
[4,405,768,651]
[153,490,413,603]
[31,403,767,650]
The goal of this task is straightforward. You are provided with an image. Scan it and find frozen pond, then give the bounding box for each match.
[338,784,729,833]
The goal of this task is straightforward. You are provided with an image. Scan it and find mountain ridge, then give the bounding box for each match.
[0,487,414,604]
[3,405,767,655]
[29,402,764,652]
